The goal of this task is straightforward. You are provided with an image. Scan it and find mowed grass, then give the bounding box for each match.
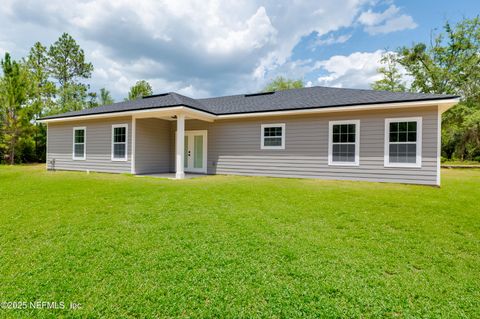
[0,165,479,318]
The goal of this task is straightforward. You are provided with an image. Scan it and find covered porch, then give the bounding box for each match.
[131,107,214,179]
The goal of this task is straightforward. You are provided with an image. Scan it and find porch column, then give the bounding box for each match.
[175,114,185,179]
[131,116,136,174]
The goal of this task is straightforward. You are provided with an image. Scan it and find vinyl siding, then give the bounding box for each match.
[170,105,440,185]
[134,118,171,174]
[47,117,132,173]
[46,105,441,185]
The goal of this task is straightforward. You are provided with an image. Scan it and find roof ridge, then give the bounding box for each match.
[168,92,186,105]
[169,92,209,109]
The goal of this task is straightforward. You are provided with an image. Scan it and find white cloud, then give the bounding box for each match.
[0,0,417,98]
[315,33,352,46]
[206,6,277,54]
[365,15,417,35]
[315,50,385,88]
[0,39,16,57]
[90,49,209,100]
[176,85,210,98]
[358,5,399,26]
[316,50,414,89]
[358,5,417,35]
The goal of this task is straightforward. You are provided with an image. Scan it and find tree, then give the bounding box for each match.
[48,33,94,112]
[26,42,56,161]
[56,82,91,112]
[87,92,98,109]
[99,88,114,105]
[0,34,97,164]
[0,53,34,164]
[371,52,407,92]
[126,80,153,100]
[26,42,56,115]
[397,18,480,99]
[263,76,304,92]
[377,17,480,160]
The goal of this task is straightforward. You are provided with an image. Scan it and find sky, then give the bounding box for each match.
[0,0,478,100]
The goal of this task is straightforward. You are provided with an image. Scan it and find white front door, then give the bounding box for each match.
[183,130,207,173]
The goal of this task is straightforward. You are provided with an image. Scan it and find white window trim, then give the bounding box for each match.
[328,120,360,166]
[384,117,422,168]
[72,126,86,160]
[261,123,285,150]
[111,124,128,161]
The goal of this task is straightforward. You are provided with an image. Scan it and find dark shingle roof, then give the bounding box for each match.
[40,86,458,120]
[41,92,213,120]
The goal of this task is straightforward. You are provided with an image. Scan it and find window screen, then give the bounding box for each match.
[388,121,417,164]
[112,126,127,160]
[331,123,356,163]
[262,125,284,149]
[73,128,85,159]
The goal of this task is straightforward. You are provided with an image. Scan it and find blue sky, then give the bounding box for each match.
[0,0,478,100]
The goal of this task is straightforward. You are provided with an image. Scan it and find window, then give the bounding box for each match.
[384,117,422,168]
[328,120,360,166]
[72,127,86,160]
[112,124,128,161]
[261,124,285,150]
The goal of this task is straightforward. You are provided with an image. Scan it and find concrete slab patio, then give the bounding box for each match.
[136,173,207,179]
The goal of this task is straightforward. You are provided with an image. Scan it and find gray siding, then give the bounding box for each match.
[46,105,441,185]
[47,117,132,173]
[135,118,171,174]
[170,106,440,185]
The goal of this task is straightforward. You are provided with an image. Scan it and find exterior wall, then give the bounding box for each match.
[135,118,171,174]
[46,104,441,185]
[170,105,440,185]
[47,117,132,173]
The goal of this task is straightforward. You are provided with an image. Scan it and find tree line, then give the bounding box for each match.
[0,33,154,164]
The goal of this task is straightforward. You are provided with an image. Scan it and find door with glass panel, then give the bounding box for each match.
[184,130,207,173]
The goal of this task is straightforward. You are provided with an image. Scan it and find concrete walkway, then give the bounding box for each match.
[136,173,207,179]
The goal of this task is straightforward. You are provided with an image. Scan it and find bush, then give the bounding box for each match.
[15,138,36,163]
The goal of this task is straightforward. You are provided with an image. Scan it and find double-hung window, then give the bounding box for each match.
[328,120,360,166]
[261,124,285,150]
[112,124,128,161]
[72,127,86,160]
[384,117,422,167]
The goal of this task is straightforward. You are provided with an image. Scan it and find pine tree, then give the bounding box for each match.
[126,80,153,100]
[0,53,34,164]
[371,53,407,92]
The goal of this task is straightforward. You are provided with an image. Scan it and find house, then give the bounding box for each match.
[38,86,459,185]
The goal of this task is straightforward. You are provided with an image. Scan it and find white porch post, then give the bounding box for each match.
[175,114,185,179]
[131,116,136,174]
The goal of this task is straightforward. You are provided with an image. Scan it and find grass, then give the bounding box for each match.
[0,165,479,318]
[441,159,480,166]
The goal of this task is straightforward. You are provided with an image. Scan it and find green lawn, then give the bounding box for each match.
[441,160,480,166]
[0,165,479,318]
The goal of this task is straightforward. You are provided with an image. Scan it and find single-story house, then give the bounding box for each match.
[38,86,459,185]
